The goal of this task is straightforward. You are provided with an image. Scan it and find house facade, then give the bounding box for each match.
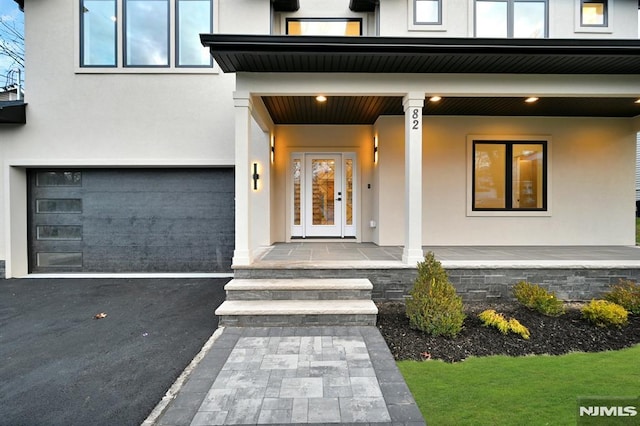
[1,0,640,278]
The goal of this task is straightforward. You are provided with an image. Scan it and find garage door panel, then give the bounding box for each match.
[28,169,235,273]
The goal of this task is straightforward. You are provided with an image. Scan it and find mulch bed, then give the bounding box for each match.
[376,301,640,363]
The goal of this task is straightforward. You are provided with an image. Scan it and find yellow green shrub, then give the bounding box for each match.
[581,300,628,328]
[513,281,565,317]
[604,279,640,315]
[478,309,530,340]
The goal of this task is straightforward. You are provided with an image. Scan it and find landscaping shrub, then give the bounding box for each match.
[405,252,465,338]
[604,279,640,315]
[513,281,565,317]
[581,300,628,328]
[478,309,530,340]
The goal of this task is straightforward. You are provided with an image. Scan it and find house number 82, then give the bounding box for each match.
[411,109,420,130]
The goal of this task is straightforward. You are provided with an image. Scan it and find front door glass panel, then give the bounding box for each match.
[311,159,336,226]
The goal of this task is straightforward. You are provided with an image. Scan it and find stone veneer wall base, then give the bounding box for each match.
[234,267,640,302]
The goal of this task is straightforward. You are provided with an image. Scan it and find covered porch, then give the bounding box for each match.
[200,34,640,276]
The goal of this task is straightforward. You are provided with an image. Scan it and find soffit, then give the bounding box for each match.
[262,96,640,124]
[201,35,640,74]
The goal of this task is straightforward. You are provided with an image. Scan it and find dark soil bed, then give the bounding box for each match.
[376,301,640,362]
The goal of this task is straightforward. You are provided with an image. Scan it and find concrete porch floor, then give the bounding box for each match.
[252,243,640,268]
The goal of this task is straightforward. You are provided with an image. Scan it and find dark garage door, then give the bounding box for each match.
[28,169,234,273]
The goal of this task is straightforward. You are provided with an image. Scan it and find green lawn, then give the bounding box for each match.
[398,345,640,426]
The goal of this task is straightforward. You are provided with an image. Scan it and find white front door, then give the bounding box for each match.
[291,153,357,238]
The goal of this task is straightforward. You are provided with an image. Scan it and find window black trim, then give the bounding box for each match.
[472,140,548,212]
[124,0,171,68]
[580,0,608,27]
[175,0,213,68]
[285,18,363,36]
[474,0,549,38]
[413,0,442,25]
[80,0,118,67]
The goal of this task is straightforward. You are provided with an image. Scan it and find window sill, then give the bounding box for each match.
[74,67,219,75]
[466,210,552,217]
[408,23,447,32]
[574,26,613,34]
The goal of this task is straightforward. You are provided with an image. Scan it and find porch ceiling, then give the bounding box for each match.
[262,96,640,124]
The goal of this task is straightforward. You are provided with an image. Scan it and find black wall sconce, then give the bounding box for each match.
[270,135,275,163]
[373,135,379,164]
[252,162,260,190]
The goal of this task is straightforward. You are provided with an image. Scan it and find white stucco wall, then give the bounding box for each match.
[374,115,637,246]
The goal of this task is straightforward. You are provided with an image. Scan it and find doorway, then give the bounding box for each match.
[291,152,356,238]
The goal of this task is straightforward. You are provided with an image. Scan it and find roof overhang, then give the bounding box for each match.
[0,101,27,124]
[200,35,640,123]
[201,35,640,74]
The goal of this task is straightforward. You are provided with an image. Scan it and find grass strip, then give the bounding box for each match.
[398,344,640,425]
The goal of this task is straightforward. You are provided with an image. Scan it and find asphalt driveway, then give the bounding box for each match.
[0,278,228,426]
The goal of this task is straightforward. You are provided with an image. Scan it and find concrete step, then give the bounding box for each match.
[215,299,378,327]
[224,278,373,301]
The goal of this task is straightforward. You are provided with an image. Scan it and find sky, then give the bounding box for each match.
[0,0,23,88]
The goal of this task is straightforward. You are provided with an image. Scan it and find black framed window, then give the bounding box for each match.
[286,18,362,36]
[580,0,607,27]
[125,0,170,67]
[80,0,117,67]
[473,140,547,211]
[80,0,213,68]
[177,0,213,67]
[475,0,547,38]
[414,0,442,25]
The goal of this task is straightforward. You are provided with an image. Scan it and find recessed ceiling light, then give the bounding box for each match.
[315,95,327,102]
[525,97,539,103]
[429,96,442,102]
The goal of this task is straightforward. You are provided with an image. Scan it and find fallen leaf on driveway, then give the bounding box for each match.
[94,312,107,319]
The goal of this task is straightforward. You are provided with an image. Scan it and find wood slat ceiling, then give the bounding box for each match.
[262,96,640,124]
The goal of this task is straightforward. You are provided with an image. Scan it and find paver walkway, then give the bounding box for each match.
[154,326,425,425]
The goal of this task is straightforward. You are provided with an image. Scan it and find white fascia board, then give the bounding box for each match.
[236,73,640,97]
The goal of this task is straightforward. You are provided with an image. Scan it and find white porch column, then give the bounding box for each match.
[232,92,253,266]
[402,93,425,265]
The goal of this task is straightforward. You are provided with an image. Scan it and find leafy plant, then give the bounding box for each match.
[478,309,530,340]
[513,281,565,317]
[581,300,628,328]
[604,279,640,315]
[406,252,466,338]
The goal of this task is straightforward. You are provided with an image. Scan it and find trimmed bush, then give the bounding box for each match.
[478,309,530,340]
[581,300,628,328]
[513,281,565,317]
[604,279,640,315]
[405,252,466,338]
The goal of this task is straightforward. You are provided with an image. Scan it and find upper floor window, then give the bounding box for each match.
[414,0,442,25]
[80,0,212,68]
[475,0,547,38]
[286,18,362,36]
[581,0,607,26]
